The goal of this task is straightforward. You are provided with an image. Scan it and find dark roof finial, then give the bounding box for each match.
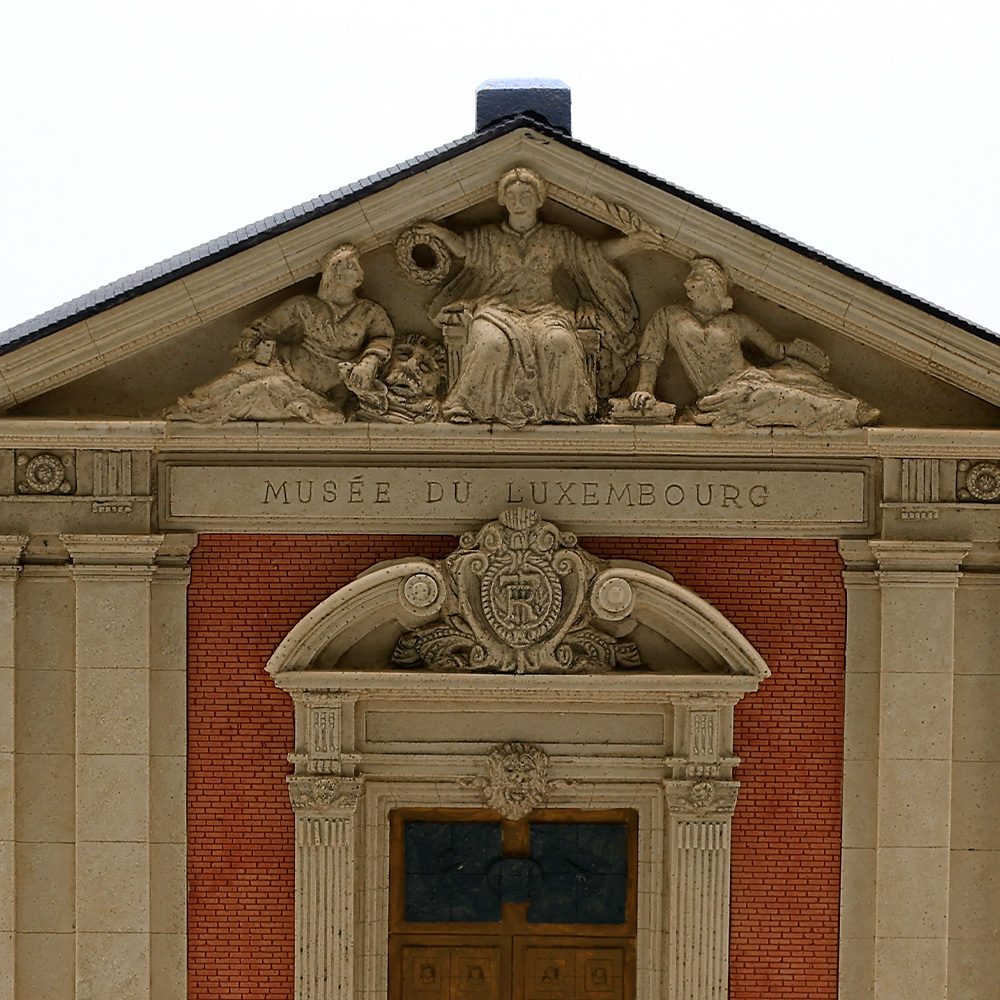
[476,78,571,134]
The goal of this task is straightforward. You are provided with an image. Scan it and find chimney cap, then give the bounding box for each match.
[476,78,571,134]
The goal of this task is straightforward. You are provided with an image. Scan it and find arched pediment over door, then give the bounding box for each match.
[267,508,770,680]
[267,510,770,1000]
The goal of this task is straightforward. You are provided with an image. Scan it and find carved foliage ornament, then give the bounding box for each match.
[665,780,739,817]
[287,776,363,814]
[393,508,641,673]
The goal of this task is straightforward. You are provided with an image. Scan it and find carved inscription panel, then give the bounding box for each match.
[165,465,868,531]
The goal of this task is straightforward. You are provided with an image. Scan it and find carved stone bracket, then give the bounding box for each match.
[666,693,743,781]
[288,776,364,816]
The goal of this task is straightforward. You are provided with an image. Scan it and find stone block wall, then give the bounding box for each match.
[186,535,845,1000]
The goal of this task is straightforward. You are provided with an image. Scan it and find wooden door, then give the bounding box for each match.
[389,809,636,1000]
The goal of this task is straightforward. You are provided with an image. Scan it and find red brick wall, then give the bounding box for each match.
[582,538,845,999]
[187,535,844,999]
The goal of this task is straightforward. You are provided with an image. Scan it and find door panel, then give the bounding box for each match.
[391,810,636,1000]
[518,945,625,1000]
[401,945,503,1000]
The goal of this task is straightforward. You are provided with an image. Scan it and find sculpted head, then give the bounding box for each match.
[684,257,734,315]
[384,335,446,400]
[497,167,547,216]
[483,741,548,820]
[319,243,364,295]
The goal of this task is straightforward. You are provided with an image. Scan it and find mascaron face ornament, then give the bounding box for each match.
[481,742,550,820]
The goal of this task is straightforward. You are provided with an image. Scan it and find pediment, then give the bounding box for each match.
[266,510,770,680]
[3,122,999,430]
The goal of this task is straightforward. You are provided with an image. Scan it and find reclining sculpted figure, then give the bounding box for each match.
[171,244,393,424]
[628,257,879,431]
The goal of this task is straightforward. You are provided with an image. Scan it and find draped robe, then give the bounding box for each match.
[431,222,638,426]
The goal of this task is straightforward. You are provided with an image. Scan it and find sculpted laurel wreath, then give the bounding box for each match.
[592,197,673,251]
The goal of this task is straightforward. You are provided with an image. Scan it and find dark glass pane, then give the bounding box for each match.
[404,823,452,873]
[403,822,502,922]
[527,823,628,924]
[576,873,627,924]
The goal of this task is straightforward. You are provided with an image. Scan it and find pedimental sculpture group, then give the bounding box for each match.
[171,166,877,433]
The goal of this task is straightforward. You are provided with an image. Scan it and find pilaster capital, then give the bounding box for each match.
[0,535,29,580]
[869,540,970,584]
[61,534,164,579]
[838,538,878,574]
[665,779,739,819]
[288,776,364,817]
[671,691,743,709]
[155,532,199,568]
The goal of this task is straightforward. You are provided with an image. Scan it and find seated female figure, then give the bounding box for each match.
[414,168,651,427]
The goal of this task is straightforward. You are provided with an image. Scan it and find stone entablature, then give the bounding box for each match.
[5,424,1000,541]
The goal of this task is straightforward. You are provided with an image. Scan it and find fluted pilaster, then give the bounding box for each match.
[665,780,738,1000]
[289,777,364,1000]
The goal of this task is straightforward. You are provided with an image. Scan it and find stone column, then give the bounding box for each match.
[868,540,969,1000]
[12,555,77,1000]
[0,536,27,1000]
[665,694,741,1000]
[61,534,163,1000]
[288,776,364,1000]
[949,549,1000,996]
[149,534,198,1000]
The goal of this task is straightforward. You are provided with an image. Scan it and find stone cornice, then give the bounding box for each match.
[275,671,759,697]
[0,534,29,565]
[61,533,164,568]
[0,420,999,460]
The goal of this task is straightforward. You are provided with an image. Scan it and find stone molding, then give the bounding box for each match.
[61,533,163,566]
[359,777,665,1000]
[0,535,28,582]
[868,540,971,575]
[0,535,29,564]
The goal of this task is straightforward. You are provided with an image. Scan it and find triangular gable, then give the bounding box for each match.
[1,116,998,419]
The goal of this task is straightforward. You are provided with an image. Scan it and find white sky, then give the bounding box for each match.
[2,0,998,334]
